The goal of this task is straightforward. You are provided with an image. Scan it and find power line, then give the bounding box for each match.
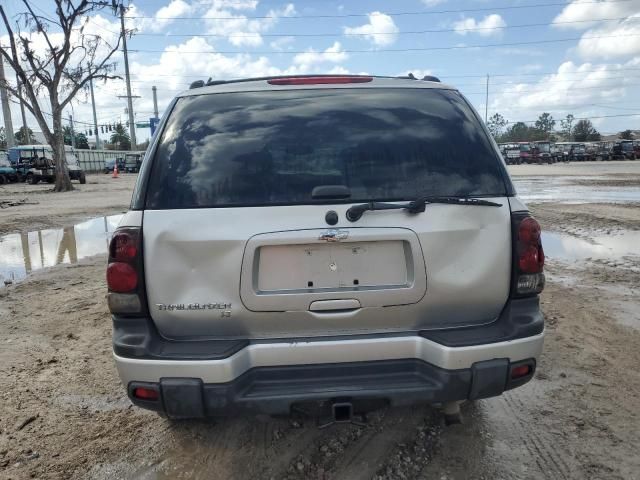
[128,33,640,55]
[128,17,631,38]
[110,66,640,81]
[126,0,632,20]
[464,81,639,96]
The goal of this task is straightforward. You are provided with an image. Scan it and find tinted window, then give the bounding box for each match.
[146,88,508,209]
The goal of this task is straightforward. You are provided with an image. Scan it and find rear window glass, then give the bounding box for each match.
[146,88,508,209]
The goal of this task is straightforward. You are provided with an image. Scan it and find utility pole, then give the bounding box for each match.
[0,52,16,148]
[89,78,100,149]
[485,74,489,123]
[68,114,76,149]
[152,85,159,119]
[16,75,28,144]
[119,4,137,149]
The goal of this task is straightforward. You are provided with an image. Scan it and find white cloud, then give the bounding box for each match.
[576,15,640,59]
[344,12,399,46]
[488,60,639,122]
[553,0,639,29]
[518,64,543,73]
[292,42,348,68]
[453,14,506,36]
[204,3,295,47]
[270,36,295,51]
[147,0,193,33]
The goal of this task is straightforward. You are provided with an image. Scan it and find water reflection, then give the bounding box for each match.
[0,214,123,285]
[543,231,640,261]
[514,176,640,204]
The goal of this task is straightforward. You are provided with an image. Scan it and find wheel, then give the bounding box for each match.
[47,177,54,183]
[26,173,38,184]
[79,172,86,184]
[0,175,6,185]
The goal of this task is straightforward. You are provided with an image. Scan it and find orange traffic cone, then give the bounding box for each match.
[112,164,119,178]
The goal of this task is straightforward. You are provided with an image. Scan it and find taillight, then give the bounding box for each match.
[512,213,545,297]
[107,262,138,292]
[133,387,159,401]
[110,232,138,261]
[267,76,373,85]
[107,227,146,315]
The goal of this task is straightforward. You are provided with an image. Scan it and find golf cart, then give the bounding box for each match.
[0,151,19,183]
[124,153,142,173]
[8,145,86,184]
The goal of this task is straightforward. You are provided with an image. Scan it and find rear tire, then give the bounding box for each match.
[27,173,38,185]
[79,172,86,184]
[0,175,6,185]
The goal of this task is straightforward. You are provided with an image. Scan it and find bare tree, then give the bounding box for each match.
[0,1,122,191]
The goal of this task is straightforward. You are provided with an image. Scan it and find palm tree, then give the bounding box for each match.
[110,123,131,150]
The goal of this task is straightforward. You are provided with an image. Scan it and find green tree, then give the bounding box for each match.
[110,123,131,150]
[560,114,575,141]
[501,122,544,142]
[487,113,507,139]
[62,126,89,148]
[573,120,601,141]
[15,126,36,144]
[535,113,556,140]
[0,1,123,192]
[75,132,89,149]
[619,129,634,140]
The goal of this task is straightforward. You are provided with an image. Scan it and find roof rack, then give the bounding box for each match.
[189,74,441,89]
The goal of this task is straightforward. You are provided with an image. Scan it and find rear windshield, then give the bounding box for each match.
[145,88,508,209]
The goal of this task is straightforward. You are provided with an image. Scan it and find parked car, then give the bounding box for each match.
[592,142,612,161]
[518,142,538,164]
[533,141,555,164]
[108,75,545,422]
[0,152,19,183]
[104,156,125,174]
[124,153,142,173]
[8,145,86,184]
[502,143,521,165]
[616,140,637,160]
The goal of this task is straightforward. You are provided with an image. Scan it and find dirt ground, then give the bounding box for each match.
[0,174,137,236]
[1,163,640,480]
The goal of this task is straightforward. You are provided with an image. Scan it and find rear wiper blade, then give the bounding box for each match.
[345,196,502,222]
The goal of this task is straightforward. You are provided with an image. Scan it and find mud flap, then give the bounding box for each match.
[161,378,205,419]
[469,359,509,400]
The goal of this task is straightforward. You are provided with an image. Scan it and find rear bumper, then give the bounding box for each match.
[113,297,544,416]
[127,357,537,418]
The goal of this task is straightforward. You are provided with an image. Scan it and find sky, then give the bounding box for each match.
[1,0,640,144]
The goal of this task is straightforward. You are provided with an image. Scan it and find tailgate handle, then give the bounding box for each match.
[309,299,361,312]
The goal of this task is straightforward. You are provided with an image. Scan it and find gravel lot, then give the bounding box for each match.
[1,163,639,479]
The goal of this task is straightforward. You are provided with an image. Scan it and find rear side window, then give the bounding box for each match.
[145,88,508,209]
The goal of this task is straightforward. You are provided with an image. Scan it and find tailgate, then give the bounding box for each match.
[143,201,511,339]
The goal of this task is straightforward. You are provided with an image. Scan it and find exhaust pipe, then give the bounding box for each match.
[442,401,463,426]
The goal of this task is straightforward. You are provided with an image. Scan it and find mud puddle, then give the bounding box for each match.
[0,213,123,286]
[514,176,640,203]
[543,231,640,263]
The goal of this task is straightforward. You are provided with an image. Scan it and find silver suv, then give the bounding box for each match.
[107,75,545,422]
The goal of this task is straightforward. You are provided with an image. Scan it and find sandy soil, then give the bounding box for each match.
[0,175,137,236]
[1,164,640,480]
